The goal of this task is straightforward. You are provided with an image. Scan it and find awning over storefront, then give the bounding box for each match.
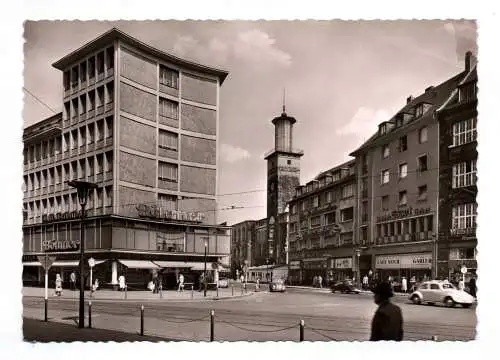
[22,260,106,267]
[153,261,197,269]
[190,262,213,271]
[119,260,160,269]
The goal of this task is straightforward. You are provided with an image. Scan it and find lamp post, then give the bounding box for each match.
[203,239,208,297]
[355,249,361,287]
[68,180,97,329]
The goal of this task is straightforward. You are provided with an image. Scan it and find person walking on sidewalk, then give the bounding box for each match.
[55,274,63,297]
[318,275,323,289]
[401,276,407,293]
[119,274,126,292]
[177,273,185,292]
[370,282,404,341]
[70,272,76,291]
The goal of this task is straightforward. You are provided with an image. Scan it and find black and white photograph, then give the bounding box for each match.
[18,18,482,343]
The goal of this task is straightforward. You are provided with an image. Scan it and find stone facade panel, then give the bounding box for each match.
[181,104,216,136]
[119,151,156,187]
[180,135,216,165]
[120,82,156,122]
[120,116,156,155]
[179,165,216,195]
[181,73,217,105]
[120,48,157,89]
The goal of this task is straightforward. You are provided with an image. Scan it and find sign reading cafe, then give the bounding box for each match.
[136,204,205,223]
[376,207,431,222]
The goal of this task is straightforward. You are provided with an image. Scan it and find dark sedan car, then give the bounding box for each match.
[331,280,361,294]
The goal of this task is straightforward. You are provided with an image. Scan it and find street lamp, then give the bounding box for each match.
[68,180,97,329]
[203,238,208,297]
[355,249,361,287]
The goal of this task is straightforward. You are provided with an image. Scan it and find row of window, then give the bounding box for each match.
[63,47,114,91]
[158,161,178,182]
[376,215,434,239]
[23,186,113,219]
[380,184,429,209]
[380,154,428,185]
[290,232,354,251]
[291,183,355,214]
[64,82,114,118]
[24,117,113,165]
[379,104,432,137]
[290,207,354,233]
[23,152,113,192]
[381,127,428,159]
[452,117,477,147]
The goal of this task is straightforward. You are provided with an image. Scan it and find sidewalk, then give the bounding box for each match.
[22,285,256,302]
[23,317,172,342]
[286,285,409,297]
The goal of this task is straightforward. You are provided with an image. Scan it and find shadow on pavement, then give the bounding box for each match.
[23,318,177,342]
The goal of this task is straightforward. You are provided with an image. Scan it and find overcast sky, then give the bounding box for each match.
[23,20,477,225]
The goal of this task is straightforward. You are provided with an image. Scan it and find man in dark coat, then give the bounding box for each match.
[370,281,404,341]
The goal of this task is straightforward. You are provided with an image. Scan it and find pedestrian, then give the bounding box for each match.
[240,274,244,283]
[370,282,404,341]
[318,275,323,289]
[256,278,260,291]
[178,273,185,292]
[401,276,407,293]
[92,278,99,293]
[362,275,369,290]
[313,275,318,288]
[119,274,126,292]
[55,274,63,296]
[458,278,465,291]
[468,276,477,298]
[70,272,76,291]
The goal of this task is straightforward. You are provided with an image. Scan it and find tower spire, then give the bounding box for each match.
[282,88,286,115]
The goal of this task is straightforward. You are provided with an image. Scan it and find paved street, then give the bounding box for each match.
[23,287,476,342]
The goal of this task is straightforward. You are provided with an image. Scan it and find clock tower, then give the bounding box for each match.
[264,102,303,265]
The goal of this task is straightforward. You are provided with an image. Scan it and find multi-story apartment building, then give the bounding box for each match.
[287,160,357,285]
[350,55,470,283]
[22,28,231,289]
[254,218,269,266]
[230,220,256,276]
[436,54,477,283]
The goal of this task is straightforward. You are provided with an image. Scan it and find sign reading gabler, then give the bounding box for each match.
[375,253,432,269]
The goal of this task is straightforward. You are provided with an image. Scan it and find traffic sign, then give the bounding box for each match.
[88,257,95,268]
[37,255,56,271]
[461,266,467,274]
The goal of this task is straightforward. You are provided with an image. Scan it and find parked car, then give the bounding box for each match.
[269,279,286,292]
[409,280,475,308]
[331,280,361,294]
[218,278,229,288]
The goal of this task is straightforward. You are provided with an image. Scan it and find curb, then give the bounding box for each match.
[287,286,409,297]
[23,291,256,303]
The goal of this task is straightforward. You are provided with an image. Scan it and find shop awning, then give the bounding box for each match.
[119,260,160,269]
[23,261,41,267]
[23,260,106,267]
[153,261,198,269]
[190,262,212,271]
[53,261,80,267]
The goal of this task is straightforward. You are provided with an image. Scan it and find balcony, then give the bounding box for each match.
[71,115,79,125]
[95,173,103,182]
[96,105,104,116]
[89,76,95,85]
[80,113,87,122]
[106,68,114,78]
[104,102,113,113]
[97,72,105,82]
[63,120,70,128]
[104,137,113,147]
[95,139,104,150]
[88,109,95,118]
[104,171,113,181]
[64,89,71,98]
[48,185,54,193]
[81,81,87,89]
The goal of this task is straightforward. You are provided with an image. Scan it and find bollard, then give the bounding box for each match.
[125,285,128,300]
[140,305,144,336]
[88,300,92,329]
[241,284,244,295]
[191,285,194,299]
[210,310,215,342]
[299,320,305,342]
[245,283,247,294]
[232,285,234,296]
[432,335,438,341]
[44,298,48,322]
[216,285,219,298]
[160,286,163,299]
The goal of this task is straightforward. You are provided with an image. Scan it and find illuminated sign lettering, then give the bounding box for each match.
[136,204,205,223]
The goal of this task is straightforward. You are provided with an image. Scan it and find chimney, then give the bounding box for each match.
[425,86,434,93]
[465,51,472,72]
[406,95,414,104]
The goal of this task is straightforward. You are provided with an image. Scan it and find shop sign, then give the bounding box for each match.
[376,207,431,222]
[42,239,80,252]
[136,204,204,223]
[289,260,301,270]
[375,253,432,269]
[334,258,353,269]
[42,210,87,223]
[450,227,476,237]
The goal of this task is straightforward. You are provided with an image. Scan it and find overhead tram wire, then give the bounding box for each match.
[23,87,58,114]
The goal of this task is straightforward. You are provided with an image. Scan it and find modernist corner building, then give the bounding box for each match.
[22,28,231,289]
